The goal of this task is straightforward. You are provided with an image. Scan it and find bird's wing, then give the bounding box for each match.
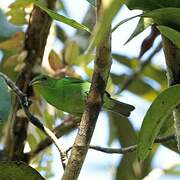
[63,77,85,84]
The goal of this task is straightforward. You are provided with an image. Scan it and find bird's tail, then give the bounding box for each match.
[104,97,135,117]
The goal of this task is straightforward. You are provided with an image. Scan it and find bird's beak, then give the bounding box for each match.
[29,79,39,86]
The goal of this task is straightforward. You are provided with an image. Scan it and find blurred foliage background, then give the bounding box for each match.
[0,0,179,179]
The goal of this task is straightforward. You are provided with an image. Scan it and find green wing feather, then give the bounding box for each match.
[32,76,135,116]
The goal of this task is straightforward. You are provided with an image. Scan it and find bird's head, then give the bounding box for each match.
[30,75,56,88]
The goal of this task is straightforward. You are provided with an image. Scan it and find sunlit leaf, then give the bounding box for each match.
[0,161,44,179]
[35,2,91,33]
[125,17,153,44]
[164,164,180,176]
[64,40,80,65]
[75,54,94,66]
[6,8,26,25]
[43,110,54,129]
[28,133,38,150]
[9,0,36,8]
[138,84,180,161]
[157,26,180,48]
[87,0,125,52]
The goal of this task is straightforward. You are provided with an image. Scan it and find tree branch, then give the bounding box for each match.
[66,134,175,155]
[4,0,56,161]
[62,1,112,179]
[162,36,180,151]
[0,72,67,169]
[29,116,79,159]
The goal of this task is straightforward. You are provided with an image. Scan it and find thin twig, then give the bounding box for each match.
[66,134,175,155]
[112,14,141,32]
[29,116,79,159]
[0,72,67,169]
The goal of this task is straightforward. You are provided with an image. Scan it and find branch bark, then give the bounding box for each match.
[66,134,175,155]
[4,0,56,161]
[62,1,112,179]
[162,37,180,151]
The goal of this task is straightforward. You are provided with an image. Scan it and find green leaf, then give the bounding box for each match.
[126,0,180,11]
[64,40,80,65]
[111,73,158,101]
[138,84,180,162]
[112,54,139,68]
[0,9,22,41]
[7,0,36,25]
[86,0,96,7]
[112,14,141,32]
[87,0,125,53]
[159,113,174,136]
[142,8,180,31]
[9,0,37,8]
[35,2,90,33]
[125,17,153,44]
[6,8,26,25]
[108,113,139,180]
[0,161,45,180]
[157,26,180,48]
[28,133,38,150]
[143,64,166,87]
[74,54,95,65]
[0,77,11,122]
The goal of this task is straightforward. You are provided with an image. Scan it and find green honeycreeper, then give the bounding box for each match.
[30,75,134,117]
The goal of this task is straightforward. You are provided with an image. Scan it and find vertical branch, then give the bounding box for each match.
[4,0,56,161]
[162,37,180,151]
[62,1,112,179]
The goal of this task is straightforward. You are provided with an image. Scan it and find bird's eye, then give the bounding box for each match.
[42,77,47,81]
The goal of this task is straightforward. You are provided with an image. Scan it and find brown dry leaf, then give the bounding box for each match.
[48,50,63,71]
[0,32,25,50]
[17,50,28,62]
[3,55,19,68]
[14,62,26,72]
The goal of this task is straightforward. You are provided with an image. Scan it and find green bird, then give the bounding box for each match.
[30,75,134,117]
